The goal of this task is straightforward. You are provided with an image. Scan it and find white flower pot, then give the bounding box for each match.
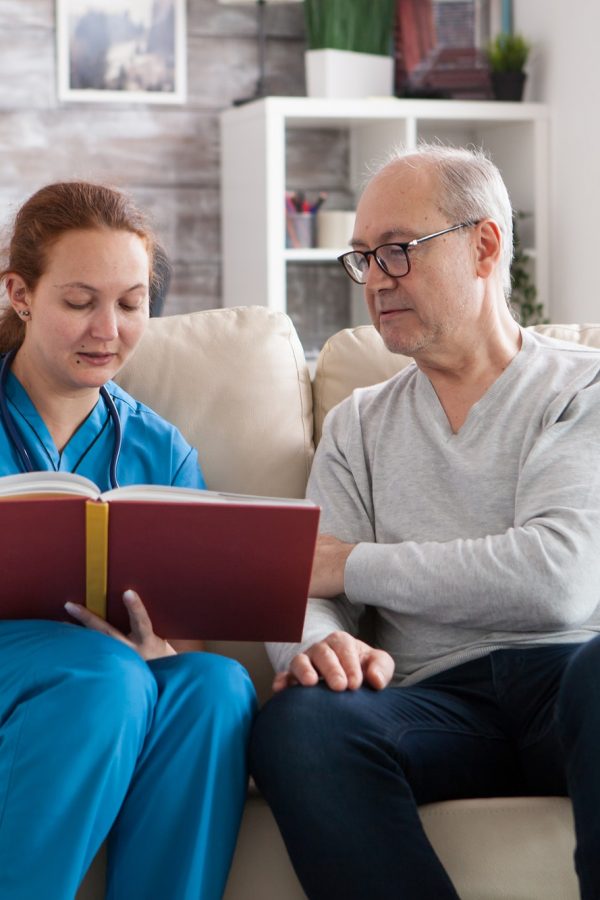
[305,48,394,99]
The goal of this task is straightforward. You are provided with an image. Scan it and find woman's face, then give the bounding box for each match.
[11,227,150,394]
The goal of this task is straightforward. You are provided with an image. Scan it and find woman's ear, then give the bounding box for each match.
[5,275,31,318]
[474,219,502,279]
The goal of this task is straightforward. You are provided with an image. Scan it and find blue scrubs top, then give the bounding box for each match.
[0,371,206,493]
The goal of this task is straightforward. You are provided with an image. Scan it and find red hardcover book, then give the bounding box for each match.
[0,472,320,642]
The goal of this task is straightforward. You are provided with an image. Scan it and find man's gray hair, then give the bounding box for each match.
[376,144,514,297]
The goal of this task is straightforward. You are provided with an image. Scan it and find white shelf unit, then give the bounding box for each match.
[220,97,550,324]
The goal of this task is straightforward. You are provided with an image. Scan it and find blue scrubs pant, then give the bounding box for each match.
[251,638,600,900]
[0,621,257,900]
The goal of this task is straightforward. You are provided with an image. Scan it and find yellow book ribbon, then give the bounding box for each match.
[85,500,109,619]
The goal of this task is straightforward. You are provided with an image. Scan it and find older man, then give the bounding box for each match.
[250,145,600,899]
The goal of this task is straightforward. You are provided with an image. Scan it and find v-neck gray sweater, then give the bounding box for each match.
[268,329,600,686]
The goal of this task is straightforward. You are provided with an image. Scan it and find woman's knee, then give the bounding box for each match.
[65,629,157,727]
[11,622,152,689]
[4,623,157,744]
[158,652,257,729]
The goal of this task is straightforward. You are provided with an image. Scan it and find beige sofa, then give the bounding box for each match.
[76,307,599,900]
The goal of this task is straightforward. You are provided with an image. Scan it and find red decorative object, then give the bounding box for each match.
[394,0,493,99]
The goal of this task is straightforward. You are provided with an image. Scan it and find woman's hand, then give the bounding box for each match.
[65,590,177,661]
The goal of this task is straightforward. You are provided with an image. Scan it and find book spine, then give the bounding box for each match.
[85,500,109,619]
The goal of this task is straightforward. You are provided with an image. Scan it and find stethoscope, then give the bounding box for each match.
[0,349,122,489]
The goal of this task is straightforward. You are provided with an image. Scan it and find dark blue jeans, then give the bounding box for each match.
[250,637,600,899]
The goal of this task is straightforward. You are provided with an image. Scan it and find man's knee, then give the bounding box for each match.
[557,636,600,737]
[250,684,370,788]
[560,636,600,697]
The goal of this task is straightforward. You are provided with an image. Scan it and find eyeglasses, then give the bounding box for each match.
[337,221,479,285]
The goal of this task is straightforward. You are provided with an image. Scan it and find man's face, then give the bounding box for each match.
[351,160,480,358]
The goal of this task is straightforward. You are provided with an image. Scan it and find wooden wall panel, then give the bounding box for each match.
[0,109,219,186]
[1,31,55,110]
[0,1,51,29]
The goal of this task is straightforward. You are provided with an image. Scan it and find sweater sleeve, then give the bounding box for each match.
[344,377,600,632]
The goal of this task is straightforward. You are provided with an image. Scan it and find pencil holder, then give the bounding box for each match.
[286,212,314,249]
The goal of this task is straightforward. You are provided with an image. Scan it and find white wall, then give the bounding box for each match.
[516,0,600,322]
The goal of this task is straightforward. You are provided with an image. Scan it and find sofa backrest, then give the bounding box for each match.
[116,305,314,498]
[312,322,600,442]
[312,325,411,444]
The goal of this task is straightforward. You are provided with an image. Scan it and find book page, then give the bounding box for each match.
[100,483,317,507]
[0,472,317,508]
[0,471,101,500]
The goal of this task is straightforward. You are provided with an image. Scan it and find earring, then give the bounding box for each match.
[19,310,30,318]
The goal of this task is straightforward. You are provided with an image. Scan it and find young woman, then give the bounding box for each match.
[0,182,256,900]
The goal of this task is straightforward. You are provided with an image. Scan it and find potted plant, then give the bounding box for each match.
[303,0,396,98]
[510,212,548,326]
[486,32,531,101]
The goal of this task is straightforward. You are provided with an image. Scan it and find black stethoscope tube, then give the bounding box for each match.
[0,349,122,489]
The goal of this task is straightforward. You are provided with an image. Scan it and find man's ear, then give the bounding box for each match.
[474,219,502,279]
[5,274,31,317]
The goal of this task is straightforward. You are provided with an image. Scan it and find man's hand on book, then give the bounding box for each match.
[65,590,177,661]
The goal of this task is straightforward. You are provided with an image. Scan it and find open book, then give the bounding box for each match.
[0,471,320,641]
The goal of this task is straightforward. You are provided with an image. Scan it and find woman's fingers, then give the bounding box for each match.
[64,593,176,660]
[64,601,124,640]
[122,589,154,642]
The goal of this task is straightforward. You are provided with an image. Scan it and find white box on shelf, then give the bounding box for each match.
[316,211,356,250]
[305,49,394,99]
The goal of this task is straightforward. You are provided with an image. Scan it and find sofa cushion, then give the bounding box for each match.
[418,796,577,899]
[220,794,578,900]
[312,324,412,443]
[532,322,600,346]
[116,306,314,499]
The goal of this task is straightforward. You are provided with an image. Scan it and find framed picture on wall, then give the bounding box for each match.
[56,0,187,103]
[394,0,507,99]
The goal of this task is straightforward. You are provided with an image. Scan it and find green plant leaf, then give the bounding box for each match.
[486,32,530,73]
[303,0,395,56]
[510,211,549,326]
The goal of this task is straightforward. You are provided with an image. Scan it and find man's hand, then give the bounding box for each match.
[309,534,357,598]
[272,631,394,693]
[65,590,177,661]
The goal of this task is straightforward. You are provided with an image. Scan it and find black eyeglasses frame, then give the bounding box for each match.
[337,220,480,285]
